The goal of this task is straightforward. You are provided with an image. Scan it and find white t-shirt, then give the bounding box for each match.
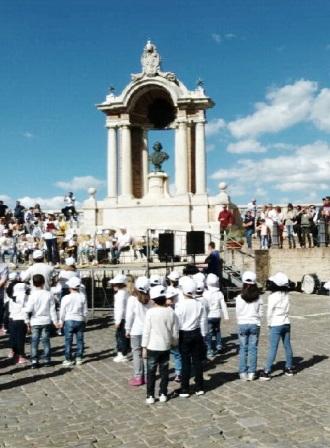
[203,287,229,320]
[60,292,88,323]
[21,263,55,291]
[125,295,152,336]
[142,306,179,351]
[24,289,57,326]
[235,294,263,326]
[114,289,129,325]
[267,291,290,326]
[175,297,208,337]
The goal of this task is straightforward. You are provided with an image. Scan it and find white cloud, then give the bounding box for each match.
[226,139,267,154]
[310,88,330,132]
[55,176,105,191]
[326,44,330,51]
[224,33,236,40]
[211,33,222,44]
[0,195,11,203]
[228,80,318,139]
[210,140,330,200]
[271,142,297,151]
[205,118,226,137]
[22,131,34,139]
[18,196,68,211]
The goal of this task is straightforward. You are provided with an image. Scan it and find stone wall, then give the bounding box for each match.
[255,248,330,285]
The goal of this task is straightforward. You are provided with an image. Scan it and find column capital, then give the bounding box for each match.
[195,119,206,125]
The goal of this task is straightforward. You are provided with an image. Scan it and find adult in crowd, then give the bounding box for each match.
[204,242,222,279]
[218,204,234,241]
[0,261,9,335]
[21,250,55,291]
[0,200,8,218]
[242,210,255,250]
[284,204,296,249]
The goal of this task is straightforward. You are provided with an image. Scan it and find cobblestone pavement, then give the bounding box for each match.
[1,293,330,448]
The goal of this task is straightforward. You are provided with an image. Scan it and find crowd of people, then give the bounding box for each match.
[219,196,330,250]
[0,245,299,403]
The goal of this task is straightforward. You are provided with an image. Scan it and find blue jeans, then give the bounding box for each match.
[265,324,293,372]
[286,224,295,248]
[170,346,182,375]
[31,325,51,362]
[238,324,260,374]
[64,320,85,360]
[206,317,222,355]
[245,229,254,249]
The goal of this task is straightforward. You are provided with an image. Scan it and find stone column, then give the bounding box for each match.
[107,125,117,198]
[142,130,149,196]
[175,121,188,195]
[120,124,133,198]
[195,120,206,194]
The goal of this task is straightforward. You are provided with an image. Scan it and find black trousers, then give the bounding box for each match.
[146,349,170,398]
[179,328,204,394]
[115,320,129,356]
[10,320,27,356]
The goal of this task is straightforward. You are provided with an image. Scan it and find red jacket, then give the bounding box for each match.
[218,210,233,229]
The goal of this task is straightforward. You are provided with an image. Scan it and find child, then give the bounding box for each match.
[166,287,182,382]
[125,276,151,386]
[175,278,208,397]
[110,274,129,362]
[59,277,88,366]
[24,274,58,368]
[257,219,270,250]
[195,281,209,361]
[235,271,263,381]
[203,273,229,358]
[259,272,294,380]
[8,282,29,363]
[142,285,178,404]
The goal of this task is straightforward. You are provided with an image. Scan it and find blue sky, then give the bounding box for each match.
[0,0,329,209]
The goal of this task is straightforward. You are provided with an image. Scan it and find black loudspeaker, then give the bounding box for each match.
[158,233,174,259]
[186,231,205,255]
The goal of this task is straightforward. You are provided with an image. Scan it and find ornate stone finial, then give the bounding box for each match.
[149,141,169,172]
[141,40,161,77]
[108,86,115,94]
[88,187,97,199]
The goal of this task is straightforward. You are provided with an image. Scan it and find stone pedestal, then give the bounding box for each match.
[145,172,170,199]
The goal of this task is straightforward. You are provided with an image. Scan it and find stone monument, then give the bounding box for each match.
[82,41,230,236]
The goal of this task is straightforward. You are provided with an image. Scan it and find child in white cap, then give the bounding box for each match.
[166,287,182,382]
[236,271,262,381]
[125,276,152,386]
[23,274,58,368]
[142,285,179,404]
[175,278,208,397]
[204,273,229,358]
[259,272,294,380]
[8,283,29,364]
[59,277,88,366]
[109,274,129,363]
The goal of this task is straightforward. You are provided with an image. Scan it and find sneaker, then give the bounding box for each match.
[17,356,28,364]
[145,396,155,404]
[159,394,167,403]
[195,390,205,396]
[284,368,294,377]
[62,360,74,367]
[7,350,15,359]
[247,372,256,381]
[31,361,39,369]
[113,353,128,363]
[0,327,7,336]
[239,372,248,381]
[174,375,181,383]
[128,376,144,387]
[179,392,190,398]
[75,358,83,366]
[259,370,271,381]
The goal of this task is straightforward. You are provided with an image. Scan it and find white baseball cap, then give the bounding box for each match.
[13,283,26,295]
[66,277,81,289]
[193,272,205,283]
[150,285,166,300]
[242,271,257,285]
[135,276,150,294]
[109,274,127,285]
[269,272,289,287]
[181,278,196,296]
[206,273,219,287]
[65,257,75,266]
[195,281,205,294]
[166,285,179,299]
[150,274,162,286]
[33,249,44,259]
[167,271,180,281]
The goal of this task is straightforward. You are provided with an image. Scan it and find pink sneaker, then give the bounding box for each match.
[17,356,28,364]
[0,327,7,336]
[128,376,144,387]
